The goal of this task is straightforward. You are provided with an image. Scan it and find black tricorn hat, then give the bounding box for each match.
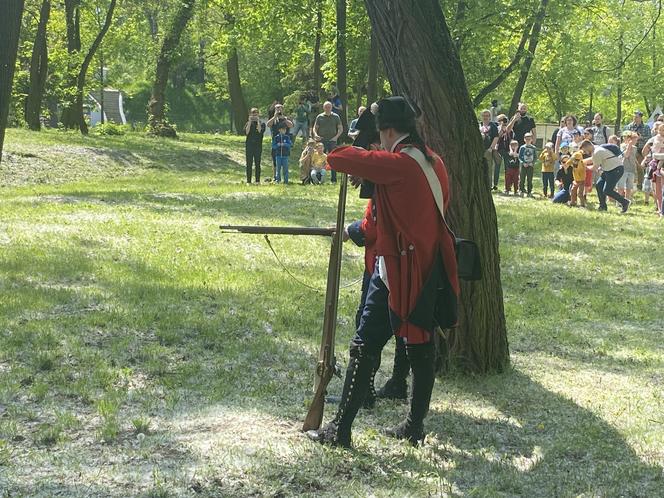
[375,96,416,130]
[352,106,379,150]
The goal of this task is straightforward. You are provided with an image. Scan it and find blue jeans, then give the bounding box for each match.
[275,156,289,183]
[542,172,555,196]
[292,120,308,140]
[552,188,570,203]
[596,166,627,209]
[322,140,337,182]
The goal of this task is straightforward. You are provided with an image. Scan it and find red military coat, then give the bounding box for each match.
[328,143,459,344]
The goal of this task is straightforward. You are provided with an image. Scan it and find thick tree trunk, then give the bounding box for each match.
[313,0,323,100]
[509,0,548,116]
[336,0,349,136]
[366,30,379,105]
[25,0,50,131]
[0,0,25,165]
[148,0,196,137]
[364,0,509,373]
[227,47,247,135]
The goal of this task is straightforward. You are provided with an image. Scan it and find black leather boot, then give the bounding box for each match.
[384,342,435,446]
[307,346,375,448]
[377,337,409,401]
[362,353,381,409]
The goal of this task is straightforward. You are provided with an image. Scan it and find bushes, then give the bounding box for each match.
[91,122,130,136]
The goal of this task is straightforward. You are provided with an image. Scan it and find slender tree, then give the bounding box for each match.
[313,0,323,100]
[366,30,378,105]
[60,0,117,133]
[363,0,509,373]
[25,0,51,131]
[148,0,196,137]
[336,0,348,135]
[508,0,548,115]
[0,0,26,165]
[227,47,247,134]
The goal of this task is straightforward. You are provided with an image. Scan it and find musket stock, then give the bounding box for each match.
[302,173,348,431]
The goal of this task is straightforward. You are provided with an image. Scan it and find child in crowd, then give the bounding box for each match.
[539,142,556,198]
[518,133,537,196]
[310,142,327,184]
[272,123,292,184]
[647,124,664,213]
[569,129,583,154]
[553,154,573,203]
[641,123,659,205]
[618,131,638,202]
[568,140,593,207]
[505,139,520,195]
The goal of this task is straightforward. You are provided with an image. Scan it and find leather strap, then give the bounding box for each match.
[402,147,448,229]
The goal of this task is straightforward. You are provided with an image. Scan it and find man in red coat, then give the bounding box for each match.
[307,97,459,448]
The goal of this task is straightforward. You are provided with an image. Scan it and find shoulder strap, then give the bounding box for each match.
[402,147,449,230]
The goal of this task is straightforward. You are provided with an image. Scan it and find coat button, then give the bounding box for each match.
[400,250,406,256]
[408,244,414,250]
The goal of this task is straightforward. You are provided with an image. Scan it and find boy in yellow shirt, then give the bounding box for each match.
[539,142,556,198]
[568,140,594,207]
[310,142,328,184]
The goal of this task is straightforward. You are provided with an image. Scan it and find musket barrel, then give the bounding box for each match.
[220,225,336,236]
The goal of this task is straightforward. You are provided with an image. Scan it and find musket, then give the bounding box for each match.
[302,172,348,431]
[219,225,335,237]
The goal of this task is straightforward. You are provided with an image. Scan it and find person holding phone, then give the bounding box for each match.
[244,108,266,183]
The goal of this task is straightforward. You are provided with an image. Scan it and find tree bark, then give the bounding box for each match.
[25,0,50,131]
[508,0,548,116]
[227,47,247,135]
[313,0,323,100]
[336,0,349,136]
[366,30,379,105]
[0,0,25,165]
[148,0,196,137]
[615,31,624,134]
[363,0,509,373]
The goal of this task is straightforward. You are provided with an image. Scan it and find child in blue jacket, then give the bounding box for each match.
[272,124,292,183]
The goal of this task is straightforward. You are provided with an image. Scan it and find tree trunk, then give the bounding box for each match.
[366,30,378,105]
[25,0,50,131]
[364,0,509,373]
[336,0,349,137]
[227,47,247,135]
[60,0,82,129]
[508,0,548,116]
[615,31,624,134]
[148,0,196,137]
[0,0,25,165]
[313,0,323,100]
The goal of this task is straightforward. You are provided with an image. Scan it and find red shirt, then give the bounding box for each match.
[328,143,459,344]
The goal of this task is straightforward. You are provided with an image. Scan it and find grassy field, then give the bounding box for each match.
[0,128,663,497]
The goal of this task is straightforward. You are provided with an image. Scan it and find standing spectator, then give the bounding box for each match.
[313,101,343,183]
[348,106,367,140]
[539,142,556,198]
[518,133,537,196]
[504,140,520,195]
[266,104,294,180]
[640,121,660,205]
[624,110,652,188]
[272,123,292,184]
[496,114,517,183]
[490,99,501,121]
[555,115,583,155]
[591,113,609,145]
[592,140,631,213]
[618,131,638,202]
[512,102,537,145]
[479,109,500,190]
[244,107,266,184]
[331,90,343,115]
[292,96,311,143]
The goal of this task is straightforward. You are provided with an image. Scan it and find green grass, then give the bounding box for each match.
[0,128,663,497]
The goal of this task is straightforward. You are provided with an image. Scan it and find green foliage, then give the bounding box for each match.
[91,122,129,135]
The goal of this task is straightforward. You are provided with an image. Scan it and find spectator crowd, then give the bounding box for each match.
[480,103,664,215]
